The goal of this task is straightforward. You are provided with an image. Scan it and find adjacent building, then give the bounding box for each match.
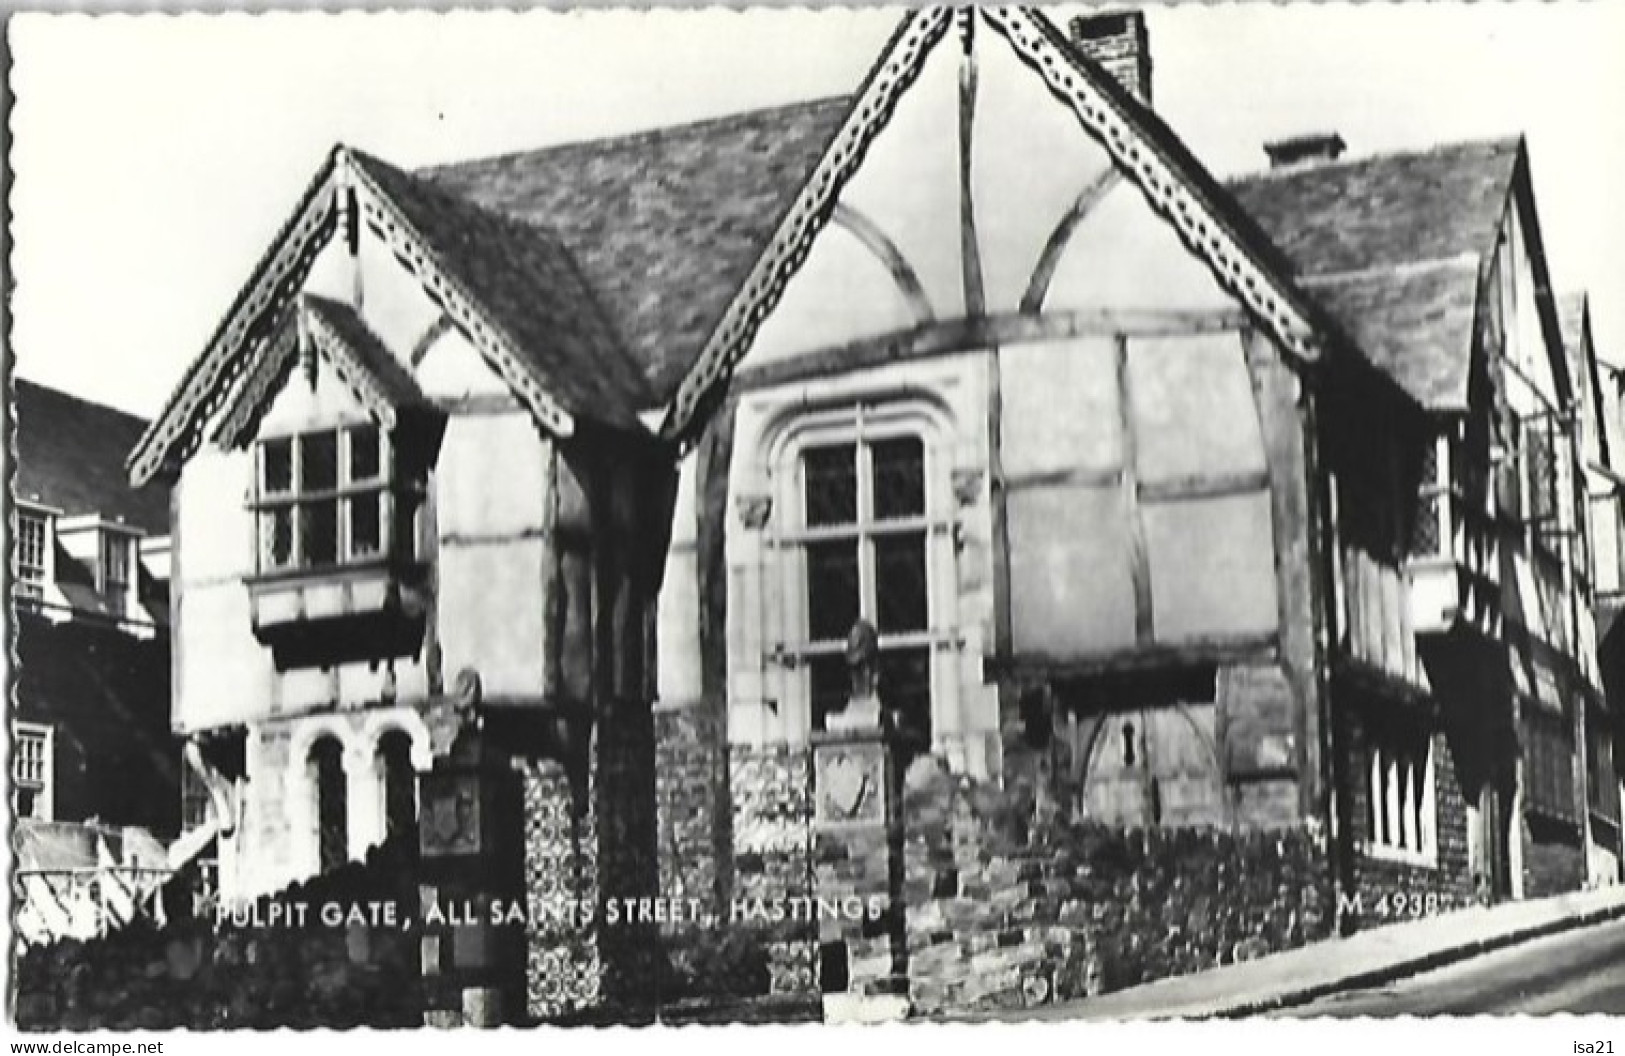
[11,379,178,943]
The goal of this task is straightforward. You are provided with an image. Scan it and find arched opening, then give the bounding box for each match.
[377,730,418,842]
[310,736,348,873]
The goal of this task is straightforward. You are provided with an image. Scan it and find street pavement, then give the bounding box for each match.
[1276,914,1625,1016]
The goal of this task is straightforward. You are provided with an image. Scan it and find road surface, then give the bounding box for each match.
[1275,914,1625,1015]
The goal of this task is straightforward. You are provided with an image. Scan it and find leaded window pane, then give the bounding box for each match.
[350,426,382,483]
[303,431,339,492]
[874,532,928,633]
[302,500,338,567]
[263,508,295,568]
[872,437,925,520]
[262,439,294,495]
[803,445,857,527]
[350,495,381,559]
[806,540,860,642]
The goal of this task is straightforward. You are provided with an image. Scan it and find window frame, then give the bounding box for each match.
[13,507,51,602]
[1364,719,1438,867]
[98,527,138,616]
[770,401,954,743]
[251,422,407,577]
[12,721,53,821]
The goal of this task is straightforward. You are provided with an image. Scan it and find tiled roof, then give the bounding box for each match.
[1228,138,1521,279]
[1303,262,1482,411]
[347,149,654,428]
[15,379,170,533]
[1227,138,1523,409]
[422,98,854,405]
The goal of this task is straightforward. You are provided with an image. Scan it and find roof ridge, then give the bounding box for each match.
[419,95,852,178]
[1226,133,1523,186]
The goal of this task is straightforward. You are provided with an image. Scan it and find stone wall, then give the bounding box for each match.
[897,765,1332,1015]
[729,744,817,995]
[654,702,731,930]
[14,836,421,1031]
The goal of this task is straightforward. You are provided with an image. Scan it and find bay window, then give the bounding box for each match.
[254,424,413,574]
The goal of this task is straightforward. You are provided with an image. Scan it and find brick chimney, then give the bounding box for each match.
[1264,133,1348,169]
[1070,10,1153,107]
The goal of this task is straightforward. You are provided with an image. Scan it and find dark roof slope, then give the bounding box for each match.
[1228,138,1521,279]
[14,379,170,533]
[348,149,653,428]
[422,98,854,405]
[1304,262,1481,410]
[1227,138,1523,409]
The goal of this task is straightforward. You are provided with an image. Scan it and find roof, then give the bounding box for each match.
[422,98,854,405]
[1303,261,1483,410]
[347,149,653,427]
[1227,139,1523,409]
[15,379,170,534]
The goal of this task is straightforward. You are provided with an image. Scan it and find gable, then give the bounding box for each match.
[213,295,428,450]
[129,147,653,487]
[661,6,1328,442]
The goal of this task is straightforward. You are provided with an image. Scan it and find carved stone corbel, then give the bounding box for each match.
[736,492,773,530]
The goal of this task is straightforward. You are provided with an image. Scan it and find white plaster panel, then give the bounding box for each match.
[435,414,552,539]
[358,223,445,359]
[657,546,702,705]
[416,327,511,399]
[1143,491,1278,642]
[258,353,371,437]
[743,223,919,369]
[1043,176,1236,314]
[1128,331,1265,484]
[176,580,273,732]
[832,28,965,321]
[999,337,1121,477]
[969,24,1116,314]
[177,445,255,582]
[436,537,550,698]
[1007,485,1136,655]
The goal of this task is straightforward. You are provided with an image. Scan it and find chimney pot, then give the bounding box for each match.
[1264,133,1348,169]
[1070,10,1153,108]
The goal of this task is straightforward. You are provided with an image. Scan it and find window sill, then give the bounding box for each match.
[247,559,428,666]
[1360,843,1439,870]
